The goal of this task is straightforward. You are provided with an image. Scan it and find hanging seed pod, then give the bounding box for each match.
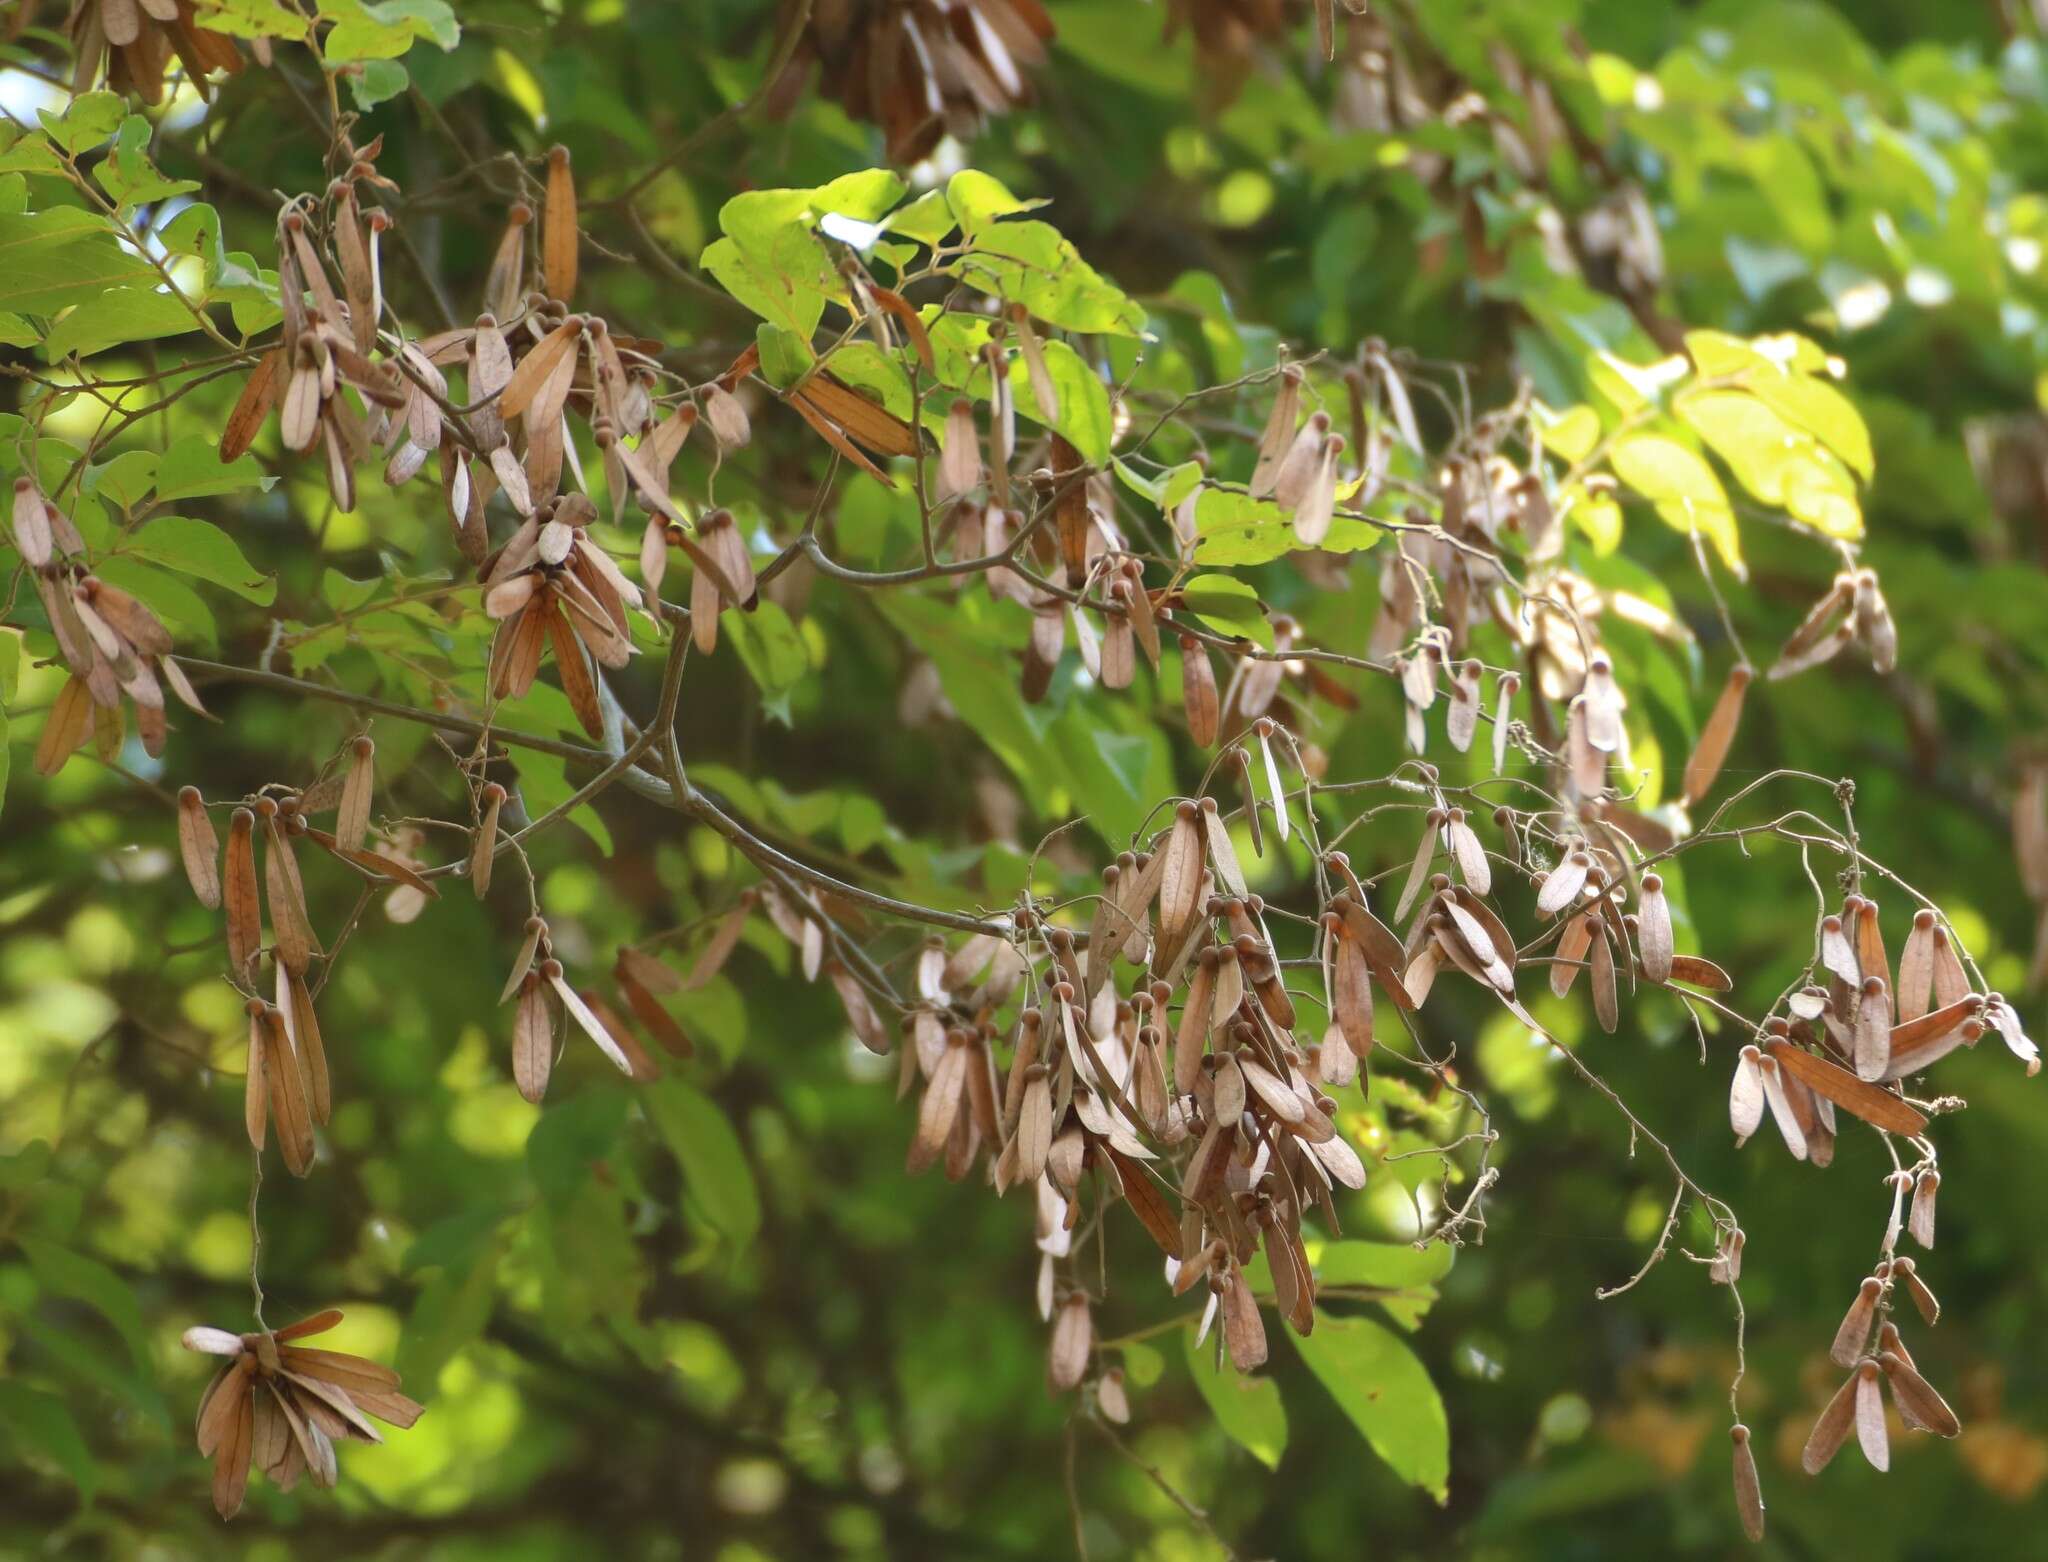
[1729,1044,1765,1143]
[1009,305,1059,423]
[1566,696,1606,796]
[1853,976,1891,1081]
[1220,1261,1268,1371]
[1292,434,1341,545]
[1181,635,1219,748]
[511,971,555,1103]
[1552,911,1596,999]
[1888,1256,1941,1326]
[1764,1039,1928,1136]
[542,145,577,302]
[1853,900,1889,1006]
[1100,596,1135,691]
[281,965,331,1126]
[1270,411,1330,510]
[259,799,319,974]
[1096,1366,1130,1424]
[1155,802,1207,966]
[1536,848,1590,918]
[1394,809,1443,923]
[500,915,548,1005]
[1802,1365,1862,1474]
[1877,1348,1960,1438]
[242,998,270,1153]
[1819,915,1859,985]
[224,806,261,978]
[1442,808,1489,894]
[469,782,506,897]
[546,958,636,1076]
[1047,1292,1092,1394]
[336,735,375,852]
[935,398,981,505]
[1853,570,1897,674]
[177,786,222,908]
[1683,664,1751,807]
[1491,671,1519,774]
[1446,660,1482,752]
[1831,1276,1883,1368]
[1249,365,1303,497]
[1588,916,1618,1032]
[1709,1226,1745,1285]
[1909,1171,1939,1247]
[1896,909,1937,1023]
[1730,1424,1765,1543]
[829,962,891,1055]
[33,676,92,777]
[1757,1053,1808,1161]
[1854,1360,1890,1470]
[1637,873,1674,983]
[259,999,314,1176]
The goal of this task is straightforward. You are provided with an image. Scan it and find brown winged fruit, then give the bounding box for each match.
[182,1309,422,1519]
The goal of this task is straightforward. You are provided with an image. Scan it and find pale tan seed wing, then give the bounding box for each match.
[512,978,554,1102]
[1765,1040,1927,1136]
[543,145,577,302]
[336,737,375,852]
[225,808,261,977]
[177,788,222,908]
[1801,1368,1860,1474]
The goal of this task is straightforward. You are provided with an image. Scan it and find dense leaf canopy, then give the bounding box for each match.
[3,2,2048,1559]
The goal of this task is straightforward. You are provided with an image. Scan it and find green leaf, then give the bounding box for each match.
[945,170,1044,233]
[1313,1240,1454,1329]
[0,312,36,347]
[1678,391,1862,540]
[95,117,200,208]
[191,0,313,37]
[121,516,275,603]
[17,1237,153,1377]
[525,1084,629,1202]
[1291,1311,1450,1501]
[955,219,1145,336]
[0,132,63,176]
[403,1203,514,1275]
[1538,402,1602,463]
[1683,329,1872,479]
[725,600,811,702]
[755,323,814,389]
[1184,1326,1287,1470]
[0,211,156,315]
[398,1236,502,1388]
[1178,573,1272,647]
[1192,488,1379,566]
[512,747,612,854]
[1606,433,1743,577]
[0,1384,96,1499]
[813,169,906,222]
[86,450,158,512]
[38,93,125,154]
[321,0,460,61]
[1010,339,1113,466]
[153,434,275,503]
[701,233,830,339]
[644,1079,763,1251]
[887,189,956,246]
[40,286,201,360]
[350,59,411,109]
